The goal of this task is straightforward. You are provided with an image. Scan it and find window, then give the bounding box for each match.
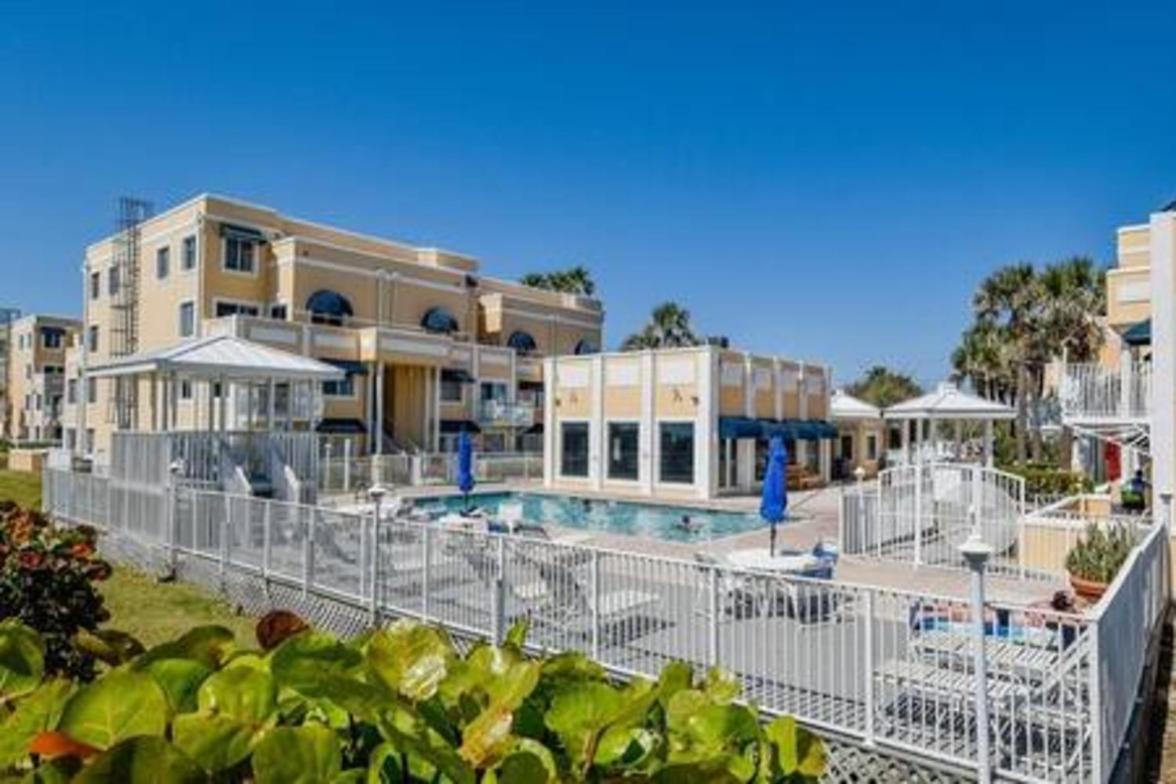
[87,325,99,352]
[607,422,639,480]
[25,364,31,379]
[180,380,192,400]
[89,272,100,300]
[224,237,255,273]
[178,302,195,337]
[574,339,598,355]
[108,266,120,296]
[85,429,94,453]
[86,378,97,404]
[156,246,170,279]
[420,307,459,335]
[214,301,260,318]
[182,236,196,270]
[66,379,77,404]
[212,382,223,399]
[306,290,353,326]
[867,434,878,461]
[269,304,288,320]
[659,422,695,484]
[480,382,508,402]
[440,380,463,403]
[506,330,537,355]
[65,429,75,450]
[560,422,589,477]
[322,376,355,398]
[41,328,63,349]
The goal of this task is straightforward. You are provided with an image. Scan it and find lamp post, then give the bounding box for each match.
[960,533,994,784]
[167,459,184,575]
[367,484,388,626]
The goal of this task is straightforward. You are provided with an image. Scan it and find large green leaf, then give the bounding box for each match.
[764,715,826,778]
[74,630,146,668]
[136,626,235,671]
[366,742,403,784]
[172,713,258,773]
[544,681,625,770]
[57,670,169,749]
[595,726,660,769]
[377,705,474,784]
[701,669,741,705]
[251,724,341,784]
[72,736,205,784]
[147,659,212,714]
[196,666,276,724]
[270,632,362,696]
[0,679,73,767]
[0,622,44,699]
[366,623,454,702]
[459,660,541,768]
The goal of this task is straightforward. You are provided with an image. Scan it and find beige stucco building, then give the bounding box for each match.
[3,314,81,444]
[61,194,603,462]
[542,346,834,501]
[830,389,884,479]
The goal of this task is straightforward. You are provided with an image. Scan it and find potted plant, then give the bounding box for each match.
[1064,523,1135,602]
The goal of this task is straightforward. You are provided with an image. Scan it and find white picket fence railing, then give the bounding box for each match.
[1060,360,1150,422]
[41,467,1172,783]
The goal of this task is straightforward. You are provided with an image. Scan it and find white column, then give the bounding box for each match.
[150,372,159,431]
[737,354,755,490]
[639,351,655,495]
[900,417,910,463]
[984,420,995,468]
[375,362,385,455]
[170,373,179,430]
[697,347,717,499]
[206,380,215,431]
[419,367,428,451]
[589,354,604,491]
[267,378,276,430]
[432,366,441,452]
[929,415,938,462]
[1152,209,1176,498]
[218,375,227,434]
[543,357,556,487]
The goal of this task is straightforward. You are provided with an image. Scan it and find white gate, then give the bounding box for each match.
[841,462,1027,575]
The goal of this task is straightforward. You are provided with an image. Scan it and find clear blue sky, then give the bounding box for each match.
[2,1,1175,386]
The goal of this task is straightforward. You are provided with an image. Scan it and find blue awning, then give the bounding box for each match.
[321,359,367,376]
[441,368,476,384]
[1123,318,1151,347]
[316,418,366,434]
[719,416,762,439]
[440,419,481,434]
[218,222,267,242]
[751,418,839,441]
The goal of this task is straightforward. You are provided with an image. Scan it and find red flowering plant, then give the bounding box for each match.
[0,501,112,680]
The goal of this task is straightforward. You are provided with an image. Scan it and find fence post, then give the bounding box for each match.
[262,500,272,602]
[493,536,506,644]
[1089,619,1102,781]
[1017,478,1026,578]
[913,465,923,566]
[324,442,333,492]
[220,495,230,592]
[369,504,380,626]
[863,589,876,746]
[343,439,352,494]
[302,507,316,599]
[708,567,720,667]
[358,510,368,602]
[422,527,432,622]
[167,466,180,574]
[960,535,993,784]
[590,550,601,659]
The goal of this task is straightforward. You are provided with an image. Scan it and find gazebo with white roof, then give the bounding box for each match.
[87,334,344,434]
[883,381,1015,467]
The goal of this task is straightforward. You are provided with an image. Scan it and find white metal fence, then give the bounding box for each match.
[318,452,543,495]
[841,463,1029,577]
[1060,361,1150,421]
[42,468,1171,781]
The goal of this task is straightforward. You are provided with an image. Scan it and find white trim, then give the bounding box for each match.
[379,336,451,358]
[247,324,300,347]
[271,234,436,272]
[556,418,592,481]
[499,305,603,330]
[603,418,641,482]
[276,254,466,293]
[311,331,356,350]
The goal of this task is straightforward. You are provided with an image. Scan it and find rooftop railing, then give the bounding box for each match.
[1059,360,1150,422]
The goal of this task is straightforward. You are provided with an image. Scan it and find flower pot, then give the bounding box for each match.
[1069,573,1108,603]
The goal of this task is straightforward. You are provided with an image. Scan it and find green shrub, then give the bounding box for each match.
[1065,523,1135,583]
[1000,462,1093,497]
[0,616,825,782]
[0,503,112,680]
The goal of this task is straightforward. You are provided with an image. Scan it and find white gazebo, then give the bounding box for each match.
[86,334,344,434]
[830,390,885,478]
[883,381,1015,467]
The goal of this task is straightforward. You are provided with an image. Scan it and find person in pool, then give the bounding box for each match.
[677,514,703,533]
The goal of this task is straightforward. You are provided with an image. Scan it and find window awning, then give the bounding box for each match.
[441,368,476,384]
[521,423,543,435]
[316,418,367,434]
[219,223,267,243]
[321,359,368,376]
[1123,318,1151,347]
[440,419,481,434]
[719,416,762,439]
[518,380,544,391]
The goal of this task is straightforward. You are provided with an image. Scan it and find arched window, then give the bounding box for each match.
[305,290,354,326]
[574,339,598,355]
[421,306,459,335]
[506,330,537,355]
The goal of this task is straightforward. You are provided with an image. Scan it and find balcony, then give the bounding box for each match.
[1060,360,1150,423]
[478,399,535,428]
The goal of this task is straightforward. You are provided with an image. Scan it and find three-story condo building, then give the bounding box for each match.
[4,314,81,444]
[61,194,603,462]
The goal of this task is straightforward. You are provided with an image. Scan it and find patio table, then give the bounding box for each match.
[725,549,823,574]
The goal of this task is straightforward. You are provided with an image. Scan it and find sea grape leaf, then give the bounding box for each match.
[252,724,341,784]
[0,679,73,767]
[172,713,257,773]
[270,631,362,694]
[72,736,205,784]
[147,659,212,714]
[366,623,454,702]
[57,670,169,749]
[764,714,826,777]
[0,622,44,699]
[136,626,235,670]
[196,666,276,724]
[377,705,474,784]
[75,629,145,668]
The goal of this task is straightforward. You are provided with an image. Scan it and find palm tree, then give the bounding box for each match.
[845,366,922,409]
[519,265,596,296]
[621,302,702,350]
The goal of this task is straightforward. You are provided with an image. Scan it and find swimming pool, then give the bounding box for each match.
[410,492,765,542]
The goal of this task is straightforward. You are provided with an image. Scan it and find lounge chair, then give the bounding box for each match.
[692,552,764,620]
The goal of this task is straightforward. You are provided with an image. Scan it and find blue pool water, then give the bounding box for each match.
[411,492,765,542]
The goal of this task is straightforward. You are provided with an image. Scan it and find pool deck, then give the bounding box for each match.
[325,480,1066,607]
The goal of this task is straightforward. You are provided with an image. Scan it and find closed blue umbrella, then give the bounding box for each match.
[760,435,789,556]
[457,430,475,513]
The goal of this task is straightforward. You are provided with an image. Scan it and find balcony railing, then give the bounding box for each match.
[1060,360,1150,421]
[478,399,535,427]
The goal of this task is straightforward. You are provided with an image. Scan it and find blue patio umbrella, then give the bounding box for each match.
[457,430,475,513]
[760,435,788,556]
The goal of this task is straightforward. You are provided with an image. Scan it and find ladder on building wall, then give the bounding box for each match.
[106,196,153,429]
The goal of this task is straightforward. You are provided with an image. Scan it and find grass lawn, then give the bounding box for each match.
[0,467,257,648]
[0,469,41,508]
